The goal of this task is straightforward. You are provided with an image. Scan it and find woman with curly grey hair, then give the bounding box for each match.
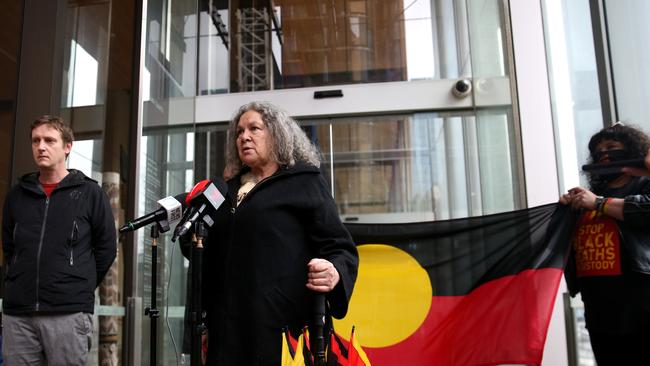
[224,101,321,177]
[202,101,358,365]
[561,123,650,365]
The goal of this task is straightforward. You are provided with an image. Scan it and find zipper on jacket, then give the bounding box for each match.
[35,197,50,312]
[69,220,78,266]
[10,223,18,268]
[9,224,19,271]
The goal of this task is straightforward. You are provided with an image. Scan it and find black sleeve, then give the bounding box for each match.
[307,174,359,319]
[623,180,650,227]
[92,185,117,287]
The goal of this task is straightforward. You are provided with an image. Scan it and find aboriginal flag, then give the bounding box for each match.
[327,326,372,366]
[348,327,372,366]
[327,330,349,366]
[338,203,577,366]
[281,329,306,366]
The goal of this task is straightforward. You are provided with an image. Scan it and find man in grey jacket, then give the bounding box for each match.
[2,116,116,365]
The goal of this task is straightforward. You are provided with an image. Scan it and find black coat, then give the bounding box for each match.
[203,163,358,365]
[2,169,117,314]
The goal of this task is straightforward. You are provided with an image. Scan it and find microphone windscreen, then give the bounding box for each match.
[174,192,189,207]
[186,179,211,204]
[210,177,229,196]
[157,196,183,225]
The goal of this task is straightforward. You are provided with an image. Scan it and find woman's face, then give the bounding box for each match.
[236,110,275,171]
[594,139,625,163]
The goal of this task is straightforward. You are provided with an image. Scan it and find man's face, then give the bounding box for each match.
[31,124,72,171]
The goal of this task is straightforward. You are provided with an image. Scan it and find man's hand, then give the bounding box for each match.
[306,258,340,293]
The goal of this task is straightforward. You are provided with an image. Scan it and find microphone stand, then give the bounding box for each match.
[121,216,170,365]
[190,221,207,366]
[144,225,161,366]
[313,293,327,366]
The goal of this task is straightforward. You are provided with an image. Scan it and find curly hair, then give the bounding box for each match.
[586,123,650,192]
[225,101,321,177]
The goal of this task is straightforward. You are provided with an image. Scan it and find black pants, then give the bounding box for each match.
[588,329,650,366]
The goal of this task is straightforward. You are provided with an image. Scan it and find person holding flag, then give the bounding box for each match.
[561,123,650,365]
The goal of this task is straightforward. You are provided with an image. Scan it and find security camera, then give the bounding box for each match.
[452,79,472,98]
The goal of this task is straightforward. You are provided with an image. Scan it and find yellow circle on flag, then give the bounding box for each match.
[333,244,432,347]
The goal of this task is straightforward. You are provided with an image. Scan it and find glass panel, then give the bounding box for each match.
[198,9,230,95]
[198,0,504,94]
[145,0,198,103]
[194,111,522,224]
[604,0,650,131]
[67,139,104,183]
[139,0,199,364]
[541,4,601,363]
[137,129,196,365]
[61,3,110,108]
[194,124,230,180]
[542,0,604,192]
[467,0,507,78]
[320,111,520,223]
[321,115,440,222]
[475,109,518,214]
[466,0,512,107]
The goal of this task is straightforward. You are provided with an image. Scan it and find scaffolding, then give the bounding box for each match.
[236,7,272,91]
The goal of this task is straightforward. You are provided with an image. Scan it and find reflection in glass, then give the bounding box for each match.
[199,10,230,95]
[404,0,434,80]
[467,0,507,78]
[604,0,650,132]
[67,139,103,183]
[275,0,408,89]
[321,112,519,222]
[67,41,99,107]
[145,0,198,102]
[197,0,510,94]
[137,129,195,365]
[61,2,110,108]
[542,0,603,191]
[194,111,521,223]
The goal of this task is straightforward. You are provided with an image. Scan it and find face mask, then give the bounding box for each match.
[598,171,624,183]
[592,148,634,163]
[591,148,635,182]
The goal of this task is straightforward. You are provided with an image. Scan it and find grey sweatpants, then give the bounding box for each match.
[2,312,93,366]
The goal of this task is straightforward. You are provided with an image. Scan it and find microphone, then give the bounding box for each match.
[119,193,187,234]
[171,178,228,242]
[168,179,211,238]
